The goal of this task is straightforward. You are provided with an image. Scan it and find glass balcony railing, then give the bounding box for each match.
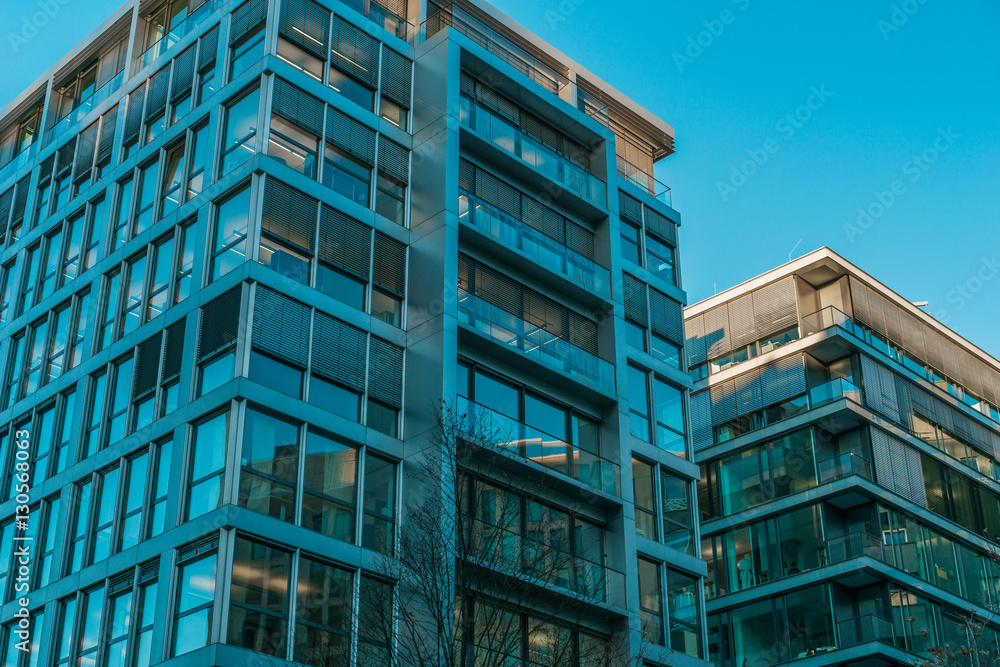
[459,96,606,206]
[617,155,672,207]
[458,192,610,297]
[135,0,216,72]
[341,0,414,43]
[809,377,863,408]
[800,305,867,338]
[0,141,39,183]
[837,614,895,647]
[463,516,623,603]
[456,396,620,496]
[817,452,873,484]
[456,288,615,396]
[826,531,884,564]
[48,70,125,146]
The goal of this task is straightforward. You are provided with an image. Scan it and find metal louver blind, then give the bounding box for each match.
[690,390,712,452]
[326,107,376,165]
[884,302,903,349]
[381,48,412,108]
[272,78,323,136]
[372,232,406,297]
[199,25,220,70]
[899,311,925,364]
[476,166,519,219]
[565,222,594,260]
[373,0,406,18]
[622,273,648,326]
[96,105,118,164]
[197,286,242,360]
[759,354,806,407]
[704,306,730,361]
[649,289,683,345]
[0,189,12,238]
[163,318,185,379]
[981,366,1000,406]
[644,209,677,247]
[735,368,763,415]
[279,0,330,58]
[567,310,597,355]
[848,276,870,328]
[73,122,98,181]
[171,46,197,102]
[330,17,378,87]
[229,0,267,45]
[685,314,707,367]
[710,380,736,426]
[377,137,409,184]
[458,158,474,192]
[122,85,146,145]
[318,205,371,278]
[261,178,318,252]
[56,139,76,177]
[463,254,520,317]
[145,67,170,120]
[753,276,797,339]
[619,191,641,224]
[368,337,403,407]
[11,176,30,222]
[922,328,944,378]
[727,294,756,350]
[253,287,310,367]
[134,333,163,397]
[312,311,366,389]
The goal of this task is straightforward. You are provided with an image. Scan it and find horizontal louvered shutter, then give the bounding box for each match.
[381,48,412,108]
[318,205,371,278]
[372,232,405,297]
[368,337,403,407]
[199,25,220,71]
[171,46,197,102]
[11,176,30,223]
[96,105,118,164]
[899,311,925,364]
[727,294,756,350]
[704,306,730,360]
[272,78,323,136]
[466,255,520,316]
[373,0,405,18]
[649,288,683,345]
[330,17,378,87]
[73,122,98,181]
[685,314,707,367]
[623,273,648,326]
[690,390,713,452]
[619,191,641,224]
[253,287,310,366]
[644,208,676,246]
[0,189,12,239]
[565,222,594,260]
[710,380,736,426]
[123,85,146,145]
[279,0,330,58]
[56,139,76,177]
[848,276,869,327]
[922,328,944,378]
[261,178,318,252]
[134,333,162,397]
[759,354,806,407]
[312,311,366,389]
[753,276,797,339]
[326,107,376,165]
[145,67,170,120]
[377,137,409,184]
[163,318,185,379]
[735,368,763,415]
[197,286,242,360]
[567,310,597,355]
[229,0,267,45]
[476,166,519,218]
[458,158,474,192]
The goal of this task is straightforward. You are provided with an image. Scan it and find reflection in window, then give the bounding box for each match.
[220,88,259,177]
[238,408,299,522]
[211,185,251,280]
[186,412,228,520]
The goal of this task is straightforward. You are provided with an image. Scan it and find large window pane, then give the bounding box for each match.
[239,408,298,522]
[293,557,352,665]
[302,432,357,542]
[228,538,291,655]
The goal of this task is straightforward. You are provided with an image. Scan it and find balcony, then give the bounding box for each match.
[458,192,610,298]
[456,396,620,496]
[817,452,873,484]
[48,70,125,145]
[826,531,884,565]
[617,154,672,207]
[0,141,39,183]
[801,306,867,339]
[341,0,414,43]
[809,378,863,408]
[459,96,606,207]
[837,614,895,648]
[464,516,624,604]
[134,0,217,73]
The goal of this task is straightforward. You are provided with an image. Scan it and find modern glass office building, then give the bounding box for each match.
[0,0,704,665]
[688,248,1000,667]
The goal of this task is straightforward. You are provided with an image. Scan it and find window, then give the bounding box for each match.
[227,537,292,655]
[120,253,147,337]
[186,411,229,520]
[68,289,89,369]
[67,480,92,573]
[171,539,219,657]
[38,227,62,301]
[238,408,299,522]
[230,22,266,79]
[161,142,185,217]
[308,374,361,422]
[220,88,259,176]
[175,221,196,303]
[0,261,15,325]
[646,234,675,285]
[380,96,407,131]
[277,37,324,82]
[63,211,84,283]
[37,495,60,587]
[632,458,695,555]
[362,453,396,554]
[84,195,105,270]
[638,558,663,645]
[117,450,148,552]
[111,177,133,250]
[294,556,353,664]
[621,220,641,265]
[133,160,159,236]
[211,184,251,279]
[653,378,686,457]
[367,398,398,438]
[187,121,210,199]
[301,431,357,542]
[17,245,38,316]
[142,0,189,51]
[375,172,405,225]
[248,350,303,397]
[323,145,370,206]
[316,263,365,310]
[633,459,658,540]
[90,466,121,563]
[269,114,318,178]
[628,364,651,441]
[149,439,172,537]
[328,67,374,111]
[146,235,173,321]
[666,569,702,657]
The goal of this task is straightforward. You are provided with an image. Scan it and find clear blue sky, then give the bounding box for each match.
[2,0,998,357]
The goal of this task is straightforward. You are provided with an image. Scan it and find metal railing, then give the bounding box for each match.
[817,452,873,483]
[616,155,672,207]
[341,0,414,42]
[837,614,895,647]
[134,0,217,72]
[458,192,611,297]
[47,70,125,146]
[463,516,623,603]
[826,531,883,564]
[456,396,620,496]
[809,377,863,408]
[459,96,606,206]
[0,141,39,183]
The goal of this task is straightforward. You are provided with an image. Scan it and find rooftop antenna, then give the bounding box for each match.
[789,239,802,262]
